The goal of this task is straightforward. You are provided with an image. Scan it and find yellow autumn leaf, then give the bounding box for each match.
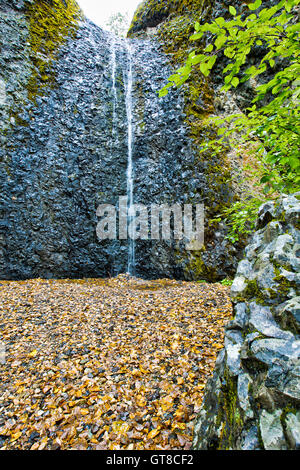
[197,383,206,390]
[101,395,112,402]
[29,349,37,358]
[11,431,22,441]
[112,421,130,435]
[80,409,89,416]
[160,395,173,411]
[30,442,39,450]
[109,442,120,450]
[172,422,186,430]
[136,395,147,407]
[148,429,160,439]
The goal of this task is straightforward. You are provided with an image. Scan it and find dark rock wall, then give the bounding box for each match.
[128,0,281,280]
[1,3,128,279]
[0,0,241,280]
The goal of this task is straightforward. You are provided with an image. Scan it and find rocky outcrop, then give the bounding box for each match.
[193,193,300,450]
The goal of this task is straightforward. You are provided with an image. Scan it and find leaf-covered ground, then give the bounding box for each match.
[0,274,232,450]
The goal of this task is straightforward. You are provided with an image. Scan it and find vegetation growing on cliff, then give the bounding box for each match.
[129,0,240,280]
[160,0,300,239]
[25,0,82,101]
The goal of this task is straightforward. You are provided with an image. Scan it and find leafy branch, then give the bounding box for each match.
[159,0,300,241]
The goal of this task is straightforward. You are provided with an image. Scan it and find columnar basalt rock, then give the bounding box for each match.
[0,0,242,281]
[128,0,282,281]
[0,2,184,279]
[193,193,300,450]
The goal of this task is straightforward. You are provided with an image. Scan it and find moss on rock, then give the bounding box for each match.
[215,369,245,449]
[24,0,82,102]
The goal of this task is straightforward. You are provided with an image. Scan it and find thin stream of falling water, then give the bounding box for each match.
[125,40,135,275]
[110,36,118,138]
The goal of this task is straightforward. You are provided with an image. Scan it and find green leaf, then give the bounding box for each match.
[260,175,271,183]
[248,0,262,11]
[224,47,235,58]
[289,157,299,169]
[207,55,217,69]
[191,55,203,65]
[204,44,214,53]
[159,88,168,98]
[215,34,227,49]
[232,77,240,87]
[223,63,234,74]
[245,65,257,76]
[195,21,201,31]
[200,62,209,76]
[190,32,203,41]
[229,5,237,16]
[215,17,225,26]
[284,0,295,13]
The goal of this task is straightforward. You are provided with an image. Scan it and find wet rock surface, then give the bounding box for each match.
[0,1,239,281]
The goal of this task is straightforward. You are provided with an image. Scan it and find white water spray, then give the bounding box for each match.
[110,36,118,138]
[125,40,135,275]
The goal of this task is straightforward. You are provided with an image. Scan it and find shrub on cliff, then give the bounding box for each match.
[160,0,300,240]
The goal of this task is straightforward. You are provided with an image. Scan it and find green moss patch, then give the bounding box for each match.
[25,0,82,102]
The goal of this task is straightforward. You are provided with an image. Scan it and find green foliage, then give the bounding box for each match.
[160,0,300,197]
[105,11,130,38]
[220,278,233,286]
[212,197,263,243]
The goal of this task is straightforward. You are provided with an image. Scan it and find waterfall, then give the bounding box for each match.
[124,40,135,276]
[110,36,118,138]
[110,35,136,276]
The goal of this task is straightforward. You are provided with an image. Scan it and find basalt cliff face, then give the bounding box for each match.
[0,0,248,280]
